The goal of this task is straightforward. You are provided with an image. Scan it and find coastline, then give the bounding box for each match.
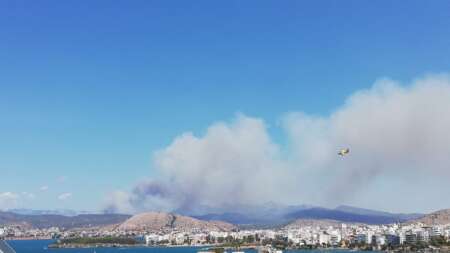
[10,239,449,252]
[48,243,146,249]
[5,237,52,240]
[48,243,210,249]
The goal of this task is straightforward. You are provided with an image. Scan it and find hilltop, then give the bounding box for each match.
[117,211,236,232]
[407,208,450,225]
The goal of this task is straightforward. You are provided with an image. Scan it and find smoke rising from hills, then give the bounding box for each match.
[106,74,450,214]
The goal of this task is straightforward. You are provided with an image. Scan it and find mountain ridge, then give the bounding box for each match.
[8,208,94,217]
[193,205,425,225]
[335,205,423,220]
[0,211,130,229]
[117,211,236,232]
[407,208,450,225]
[0,205,433,229]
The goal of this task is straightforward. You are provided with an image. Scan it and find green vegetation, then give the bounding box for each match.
[212,247,225,253]
[59,236,139,245]
[430,235,450,247]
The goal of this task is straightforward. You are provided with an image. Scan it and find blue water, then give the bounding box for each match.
[6,240,239,253]
[6,240,368,253]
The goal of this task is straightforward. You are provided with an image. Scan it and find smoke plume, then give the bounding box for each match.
[106,74,450,213]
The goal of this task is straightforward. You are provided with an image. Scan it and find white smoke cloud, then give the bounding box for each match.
[104,191,136,214]
[282,74,450,211]
[106,74,450,213]
[151,114,297,210]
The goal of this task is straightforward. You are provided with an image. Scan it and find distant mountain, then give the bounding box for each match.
[0,211,130,229]
[177,202,313,217]
[189,203,315,225]
[0,205,431,229]
[335,205,423,220]
[194,204,423,225]
[8,209,93,217]
[194,213,249,224]
[286,207,392,224]
[194,212,271,225]
[117,211,236,232]
[407,208,450,225]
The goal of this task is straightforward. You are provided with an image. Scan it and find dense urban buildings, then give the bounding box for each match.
[1,221,449,250]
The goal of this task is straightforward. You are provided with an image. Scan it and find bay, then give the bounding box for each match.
[6,240,371,253]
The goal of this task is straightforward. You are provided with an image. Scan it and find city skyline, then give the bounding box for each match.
[1,1,450,214]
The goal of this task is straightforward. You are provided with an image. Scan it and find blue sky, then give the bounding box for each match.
[0,0,449,212]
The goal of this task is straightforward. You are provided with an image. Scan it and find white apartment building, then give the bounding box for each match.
[319,232,330,245]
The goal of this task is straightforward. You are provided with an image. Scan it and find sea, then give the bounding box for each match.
[6,240,371,253]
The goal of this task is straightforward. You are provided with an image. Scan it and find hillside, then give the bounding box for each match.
[0,211,130,229]
[117,211,236,232]
[192,204,422,225]
[0,205,437,230]
[408,209,450,225]
[285,207,412,224]
[335,205,423,220]
[194,212,273,225]
[284,219,346,229]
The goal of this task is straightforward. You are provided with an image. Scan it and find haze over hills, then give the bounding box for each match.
[0,205,435,230]
[0,211,130,229]
[192,204,424,225]
[334,205,423,220]
[189,203,315,225]
[285,206,424,225]
[283,208,450,231]
[8,209,93,217]
[0,210,235,231]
